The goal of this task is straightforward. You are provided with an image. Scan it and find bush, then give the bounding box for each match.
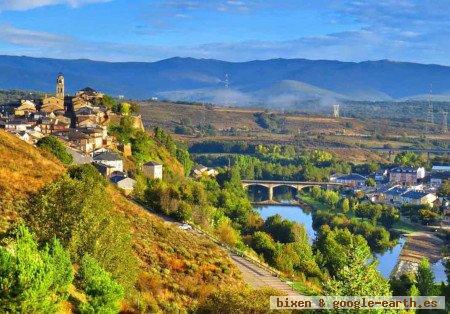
[37,136,73,165]
[172,201,192,222]
[197,287,281,314]
[0,225,73,313]
[77,255,124,314]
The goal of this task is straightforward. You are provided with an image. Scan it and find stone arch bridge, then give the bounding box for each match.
[241,180,345,202]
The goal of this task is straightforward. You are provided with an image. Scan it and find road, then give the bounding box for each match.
[134,200,300,294]
[229,253,300,295]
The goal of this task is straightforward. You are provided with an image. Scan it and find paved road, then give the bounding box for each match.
[229,253,299,295]
[135,200,300,295]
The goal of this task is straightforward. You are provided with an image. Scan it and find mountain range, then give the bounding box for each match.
[2,55,450,107]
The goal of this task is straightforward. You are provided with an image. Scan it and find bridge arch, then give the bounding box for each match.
[242,180,343,203]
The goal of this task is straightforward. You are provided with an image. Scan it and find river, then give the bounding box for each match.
[256,204,447,283]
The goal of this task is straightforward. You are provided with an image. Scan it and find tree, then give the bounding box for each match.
[250,231,278,264]
[37,136,73,165]
[25,174,139,290]
[339,198,350,213]
[77,255,124,314]
[416,258,436,296]
[315,227,372,275]
[438,180,450,197]
[365,177,376,187]
[0,225,73,313]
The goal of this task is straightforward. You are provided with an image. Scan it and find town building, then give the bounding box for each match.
[192,165,219,179]
[430,172,450,188]
[93,150,123,173]
[431,164,450,173]
[389,166,426,186]
[114,177,136,196]
[14,100,37,117]
[142,161,163,179]
[400,190,438,207]
[332,173,367,187]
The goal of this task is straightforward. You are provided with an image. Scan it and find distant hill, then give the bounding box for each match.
[2,55,450,107]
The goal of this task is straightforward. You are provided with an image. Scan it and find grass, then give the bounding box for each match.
[391,219,422,234]
[290,280,322,295]
[298,193,328,211]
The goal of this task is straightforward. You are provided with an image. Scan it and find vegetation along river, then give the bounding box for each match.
[256,205,447,283]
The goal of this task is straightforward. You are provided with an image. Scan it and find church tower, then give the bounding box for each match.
[56,73,65,99]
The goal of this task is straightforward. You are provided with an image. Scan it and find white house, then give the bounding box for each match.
[93,150,123,172]
[115,177,136,196]
[142,161,163,180]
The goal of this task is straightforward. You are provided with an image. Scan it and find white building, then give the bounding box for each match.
[93,150,123,172]
[142,161,163,180]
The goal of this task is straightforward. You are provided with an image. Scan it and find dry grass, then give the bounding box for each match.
[0,130,64,200]
[0,131,245,312]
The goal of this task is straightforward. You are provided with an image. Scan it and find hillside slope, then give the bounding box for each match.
[2,55,450,103]
[0,130,244,311]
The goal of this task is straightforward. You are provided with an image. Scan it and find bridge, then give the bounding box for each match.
[241,180,344,202]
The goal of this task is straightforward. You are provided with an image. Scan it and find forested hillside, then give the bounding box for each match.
[0,130,246,312]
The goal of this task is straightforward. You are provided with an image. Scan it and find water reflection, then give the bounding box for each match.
[256,205,446,282]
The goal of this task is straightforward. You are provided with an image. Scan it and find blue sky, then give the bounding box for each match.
[0,0,449,64]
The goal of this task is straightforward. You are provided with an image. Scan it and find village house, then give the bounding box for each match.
[142,161,163,180]
[379,186,410,204]
[332,173,367,187]
[400,190,438,207]
[192,165,219,179]
[14,100,37,117]
[389,166,426,186]
[431,164,450,173]
[111,176,136,196]
[93,150,123,173]
[430,172,450,188]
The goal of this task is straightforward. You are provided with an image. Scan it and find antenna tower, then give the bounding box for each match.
[224,74,230,89]
[333,104,340,118]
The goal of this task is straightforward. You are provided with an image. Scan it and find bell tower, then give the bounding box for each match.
[56,73,64,99]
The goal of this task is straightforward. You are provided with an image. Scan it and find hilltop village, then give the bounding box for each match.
[0,73,159,194]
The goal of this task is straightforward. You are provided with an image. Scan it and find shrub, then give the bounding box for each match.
[0,225,73,313]
[37,136,73,165]
[77,255,124,314]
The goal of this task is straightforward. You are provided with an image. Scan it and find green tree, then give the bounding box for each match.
[437,180,450,196]
[77,255,124,314]
[365,177,376,187]
[416,258,436,296]
[37,136,73,165]
[339,198,350,213]
[25,173,138,290]
[0,225,73,313]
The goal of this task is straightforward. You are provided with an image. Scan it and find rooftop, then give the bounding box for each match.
[390,166,422,173]
[402,190,431,200]
[93,150,122,161]
[336,173,367,181]
[144,161,162,166]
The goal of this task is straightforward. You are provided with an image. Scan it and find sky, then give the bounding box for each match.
[0,0,450,64]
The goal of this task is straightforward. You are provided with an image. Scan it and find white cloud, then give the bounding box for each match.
[0,0,111,11]
[0,24,71,46]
